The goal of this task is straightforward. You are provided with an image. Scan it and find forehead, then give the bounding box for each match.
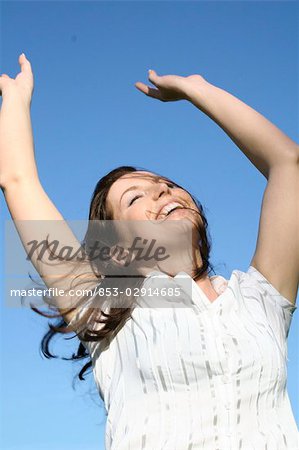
[118,170,163,185]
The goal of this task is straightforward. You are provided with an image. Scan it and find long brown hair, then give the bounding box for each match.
[32,165,215,382]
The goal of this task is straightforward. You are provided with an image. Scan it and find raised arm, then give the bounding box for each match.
[0,54,98,323]
[135,71,299,304]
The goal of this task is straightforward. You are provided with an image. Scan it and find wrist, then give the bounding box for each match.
[183,77,214,106]
[2,87,32,109]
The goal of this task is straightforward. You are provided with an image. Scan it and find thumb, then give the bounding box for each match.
[148,69,160,87]
[19,53,33,76]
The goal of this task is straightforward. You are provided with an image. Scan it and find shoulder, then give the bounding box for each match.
[229,265,297,342]
[242,265,296,312]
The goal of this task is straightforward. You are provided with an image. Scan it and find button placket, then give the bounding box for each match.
[209,311,235,442]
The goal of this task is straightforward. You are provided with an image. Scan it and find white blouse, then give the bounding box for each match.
[71,266,298,450]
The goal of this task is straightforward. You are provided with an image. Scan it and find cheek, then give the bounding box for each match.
[129,207,147,219]
[120,206,140,220]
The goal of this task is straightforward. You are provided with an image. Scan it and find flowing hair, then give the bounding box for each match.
[30,165,215,382]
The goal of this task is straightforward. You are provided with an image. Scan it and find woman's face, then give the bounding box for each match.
[106,171,200,223]
[106,171,203,275]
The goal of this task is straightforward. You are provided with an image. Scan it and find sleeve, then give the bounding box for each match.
[246,265,297,341]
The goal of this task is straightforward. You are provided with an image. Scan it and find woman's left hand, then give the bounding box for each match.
[0,54,34,106]
[135,70,208,102]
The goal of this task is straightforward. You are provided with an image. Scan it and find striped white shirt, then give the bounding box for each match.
[72,266,298,449]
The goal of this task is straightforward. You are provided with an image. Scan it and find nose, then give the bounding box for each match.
[151,181,172,200]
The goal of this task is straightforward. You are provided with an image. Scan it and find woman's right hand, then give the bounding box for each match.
[0,53,34,106]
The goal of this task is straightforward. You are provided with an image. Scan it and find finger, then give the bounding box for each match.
[135,82,162,100]
[19,53,32,74]
[135,81,151,95]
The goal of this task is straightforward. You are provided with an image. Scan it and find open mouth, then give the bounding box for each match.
[156,202,186,220]
[165,206,185,217]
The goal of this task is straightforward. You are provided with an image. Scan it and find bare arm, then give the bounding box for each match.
[135,71,299,304]
[0,55,98,323]
[185,80,298,179]
[185,80,299,305]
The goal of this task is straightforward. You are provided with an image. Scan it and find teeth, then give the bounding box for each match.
[159,202,184,218]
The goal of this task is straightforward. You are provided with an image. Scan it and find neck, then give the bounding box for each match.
[195,276,219,301]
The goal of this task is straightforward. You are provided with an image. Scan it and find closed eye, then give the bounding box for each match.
[129,194,142,206]
[128,182,176,206]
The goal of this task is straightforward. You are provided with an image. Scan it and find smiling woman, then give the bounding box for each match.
[0,55,298,449]
[35,164,214,382]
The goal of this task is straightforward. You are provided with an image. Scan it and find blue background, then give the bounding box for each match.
[0,1,298,449]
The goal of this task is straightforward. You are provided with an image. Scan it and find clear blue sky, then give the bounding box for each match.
[0,1,298,449]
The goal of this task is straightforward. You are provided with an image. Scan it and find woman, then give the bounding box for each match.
[0,54,298,449]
